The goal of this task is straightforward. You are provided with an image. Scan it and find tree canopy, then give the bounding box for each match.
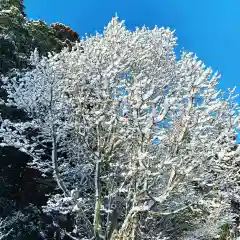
[1,16,240,239]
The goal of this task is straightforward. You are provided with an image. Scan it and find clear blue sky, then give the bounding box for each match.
[25,0,240,92]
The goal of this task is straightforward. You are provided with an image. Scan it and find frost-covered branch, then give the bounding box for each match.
[2,15,240,239]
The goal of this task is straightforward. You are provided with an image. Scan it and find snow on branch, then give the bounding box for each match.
[2,15,240,239]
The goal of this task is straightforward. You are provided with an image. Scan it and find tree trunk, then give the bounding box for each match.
[93,158,101,239]
[110,210,138,240]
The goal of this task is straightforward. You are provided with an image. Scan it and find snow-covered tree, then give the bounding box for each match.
[1,16,240,239]
[0,218,13,240]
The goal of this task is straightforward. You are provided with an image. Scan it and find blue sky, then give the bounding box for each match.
[25,0,240,93]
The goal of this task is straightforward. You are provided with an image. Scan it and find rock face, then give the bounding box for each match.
[0,1,80,239]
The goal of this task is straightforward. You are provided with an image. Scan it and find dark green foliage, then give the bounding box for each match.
[0,205,43,240]
[218,223,231,240]
[0,0,25,15]
[0,104,29,121]
[0,0,80,74]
